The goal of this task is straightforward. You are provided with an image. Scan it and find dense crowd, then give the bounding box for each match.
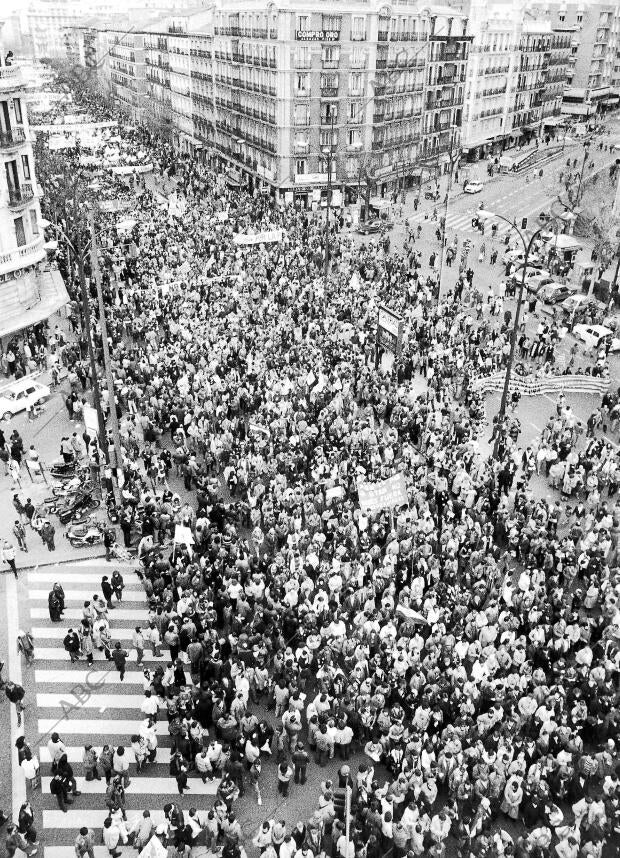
[4,86,620,858]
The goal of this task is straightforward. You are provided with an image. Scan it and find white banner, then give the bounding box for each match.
[233,229,284,246]
[358,474,408,513]
[111,164,153,175]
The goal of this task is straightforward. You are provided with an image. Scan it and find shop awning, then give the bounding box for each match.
[604,95,620,104]
[510,129,523,138]
[543,115,565,126]
[0,269,69,339]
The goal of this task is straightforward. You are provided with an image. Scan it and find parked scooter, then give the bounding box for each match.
[66,517,107,547]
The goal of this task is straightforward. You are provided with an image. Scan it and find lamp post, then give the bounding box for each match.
[478,209,559,459]
[323,113,335,279]
[576,139,591,205]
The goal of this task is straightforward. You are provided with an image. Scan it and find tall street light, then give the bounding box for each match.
[477,208,561,460]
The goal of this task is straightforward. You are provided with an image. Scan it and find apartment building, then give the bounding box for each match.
[513,20,551,142]
[542,29,572,122]
[210,1,469,203]
[528,1,620,116]
[0,26,68,337]
[100,29,148,124]
[190,31,215,157]
[460,0,524,161]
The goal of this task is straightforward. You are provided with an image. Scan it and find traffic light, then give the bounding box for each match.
[521,218,528,230]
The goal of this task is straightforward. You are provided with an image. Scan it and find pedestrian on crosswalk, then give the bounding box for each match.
[49,773,71,813]
[111,641,128,681]
[102,816,122,858]
[74,826,96,858]
[80,627,94,666]
[98,745,114,784]
[132,626,145,665]
[16,630,34,666]
[111,569,124,601]
[145,621,162,657]
[47,733,66,773]
[130,734,147,771]
[83,745,101,781]
[100,576,115,610]
[63,629,81,664]
[57,754,81,799]
[112,746,130,787]
[140,689,158,720]
[105,776,127,820]
[5,822,37,857]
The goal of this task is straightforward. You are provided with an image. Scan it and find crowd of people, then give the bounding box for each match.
[3,82,620,858]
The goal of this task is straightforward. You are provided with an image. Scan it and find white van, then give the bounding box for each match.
[0,376,50,421]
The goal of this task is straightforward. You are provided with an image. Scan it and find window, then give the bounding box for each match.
[295,73,308,94]
[559,14,565,22]
[350,72,363,95]
[297,15,309,31]
[322,14,341,32]
[13,98,23,123]
[294,103,309,125]
[351,47,367,68]
[294,131,308,149]
[322,46,340,68]
[577,14,583,22]
[294,46,310,68]
[348,128,361,148]
[295,159,306,175]
[30,210,39,235]
[21,155,30,180]
[320,73,338,90]
[320,103,338,124]
[349,101,363,123]
[14,216,25,247]
[352,16,366,40]
[319,129,337,147]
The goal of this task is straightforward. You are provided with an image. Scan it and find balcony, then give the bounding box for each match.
[321,86,338,97]
[8,183,34,208]
[0,236,45,276]
[378,31,388,42]
[0,127,26,149]
[0,64,22,91]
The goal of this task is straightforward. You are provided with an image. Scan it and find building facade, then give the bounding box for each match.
[210,1,469,204]
[101,29,148,124]
[0,26,68,338]
[542,29,572,122]
[513,20,551,142]
[528,1,620,116]
[460,0,524,161]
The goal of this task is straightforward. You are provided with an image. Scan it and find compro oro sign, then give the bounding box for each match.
[377,305,403,357]
[358,474,408,514]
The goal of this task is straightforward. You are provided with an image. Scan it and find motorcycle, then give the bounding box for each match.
[66,518,107,547]
[48,458,78,480]
[424,186,440,201]
[57,491,101,525]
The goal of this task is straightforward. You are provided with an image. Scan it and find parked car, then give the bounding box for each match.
[509,267,551,288]
[561,294,604,319]
[0,377,50,421]
[526,274,555,295]
[573,323,620,353]
[538,283,573,304]
[357,220,383,235]
[464,180,484,194]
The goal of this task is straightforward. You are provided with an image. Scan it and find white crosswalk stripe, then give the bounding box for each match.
[31,607,146,621]
[24,562,220,856]
[41,777,219,795]
[40,747,175,764]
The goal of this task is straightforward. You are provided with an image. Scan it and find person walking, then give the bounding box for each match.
[40,520,55,552]
[63,629,81,664]
[277,762,293,797]
[132,627,144,665]
[101,577,115,610]
[20,749,40,791]
[74,827,96,858]
[13,521,27,552]
[49,773,71,813]
[1,540,18,579]
[5,680,25,726]
[292,742,309,785]
[16,630,34,666]
[103,528,115,562]
[111,642,128,681]
[111,570,124,602]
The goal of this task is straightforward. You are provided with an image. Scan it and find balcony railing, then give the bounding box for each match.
[0,236,45,274]
[8,183,34,208]
[0,127,26,148]
[0,64,22,89]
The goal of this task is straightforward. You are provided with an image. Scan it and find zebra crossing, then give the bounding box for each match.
[20,560,219,858]
[409,207,517,239]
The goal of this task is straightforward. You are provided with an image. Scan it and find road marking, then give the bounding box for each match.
[7,572,26,818]
[34,646,167,663]
[41,776,219,795]
[40,747,175,764]
[34,668,152,685]
[38,718,171,736]
[31,607,146,621]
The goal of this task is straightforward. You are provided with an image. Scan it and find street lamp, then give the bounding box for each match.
[477,208,560,459]
[576,139,591,205]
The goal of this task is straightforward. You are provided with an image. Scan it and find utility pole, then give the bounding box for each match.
[89,209,124,498]
[323,112,335,279]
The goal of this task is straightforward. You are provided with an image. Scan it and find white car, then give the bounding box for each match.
[464,181,484,194]
[573,323,620,353]
[0,377,50,421]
